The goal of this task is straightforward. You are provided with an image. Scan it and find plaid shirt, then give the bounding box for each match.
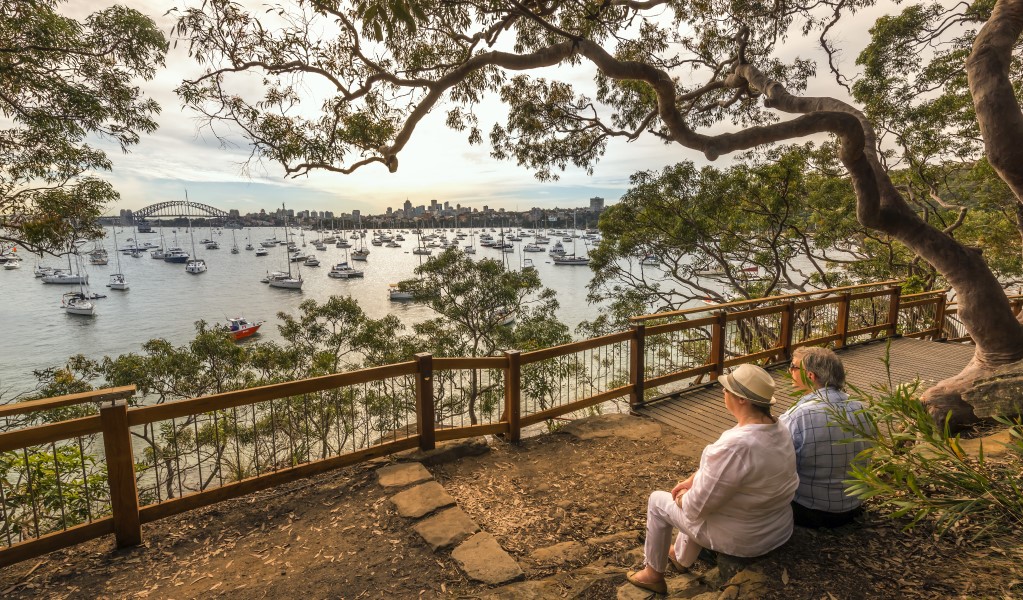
[779,387,870,513]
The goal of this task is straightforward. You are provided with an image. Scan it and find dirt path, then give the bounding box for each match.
[1,413,1020,599]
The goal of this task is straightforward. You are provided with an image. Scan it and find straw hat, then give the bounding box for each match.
[719,364,776,406]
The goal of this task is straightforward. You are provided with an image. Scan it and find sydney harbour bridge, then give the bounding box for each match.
[131,200,236,231]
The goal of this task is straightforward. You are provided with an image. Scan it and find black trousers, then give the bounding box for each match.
[791,501,861,528]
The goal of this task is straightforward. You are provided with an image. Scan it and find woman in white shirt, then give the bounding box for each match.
[627,364,799,595]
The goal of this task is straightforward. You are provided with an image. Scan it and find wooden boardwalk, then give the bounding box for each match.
[636,337,977,445]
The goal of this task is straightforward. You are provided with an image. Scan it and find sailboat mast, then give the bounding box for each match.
[283,203,292,277]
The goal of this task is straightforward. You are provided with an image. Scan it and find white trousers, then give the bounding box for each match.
[643,490,704,573]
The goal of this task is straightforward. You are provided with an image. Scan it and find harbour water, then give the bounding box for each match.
[0,227,609,395]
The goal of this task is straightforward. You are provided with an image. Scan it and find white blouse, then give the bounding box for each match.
[679,421,799,557]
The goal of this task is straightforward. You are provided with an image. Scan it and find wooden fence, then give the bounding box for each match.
[0,281,1009,567]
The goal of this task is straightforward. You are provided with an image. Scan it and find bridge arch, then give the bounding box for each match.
[134,200,230,220]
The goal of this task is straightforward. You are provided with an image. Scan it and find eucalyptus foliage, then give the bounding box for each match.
[832,360,1023,537]
[0,1,166,254]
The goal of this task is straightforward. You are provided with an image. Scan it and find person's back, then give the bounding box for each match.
[680,419,798,557]
[780,347,872,528]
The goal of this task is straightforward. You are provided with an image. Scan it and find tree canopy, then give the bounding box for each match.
[0,1,166,254]
[173,0,1023,425]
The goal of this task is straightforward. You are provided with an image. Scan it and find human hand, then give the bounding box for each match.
[670,480,691,500]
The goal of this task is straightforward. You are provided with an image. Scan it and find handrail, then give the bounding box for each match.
[629,279,903,323]
[128,361,417,426]
[0,385,136,418]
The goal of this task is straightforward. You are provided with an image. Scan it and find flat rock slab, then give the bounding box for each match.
[586,530,641,547]
[399,436,491,466]
[561,414,662,441]
[390,481,455,518]
[376,462,433,488]
[452,532,524,585]
[413,507,480,551]
[529,541,589,566]
[485,562,626,599]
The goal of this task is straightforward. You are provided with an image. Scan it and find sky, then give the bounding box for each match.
[77,1,897,217]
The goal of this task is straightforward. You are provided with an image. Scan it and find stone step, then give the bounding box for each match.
[376,461,433,488]
[413,507,480,551]
[389,480,455,518]
[452,532,525,586]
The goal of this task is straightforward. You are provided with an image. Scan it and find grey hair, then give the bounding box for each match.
[792,346,846,390]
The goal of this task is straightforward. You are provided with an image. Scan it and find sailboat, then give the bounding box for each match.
[185,216,207,274]
[231,230,240,254]
[245,229,254,251]
[552,210,590,265]
[413,228,432,255]
[352,215,370,261]
[62,252,96,316]
[107,226,129,290]
[463,217,476,254]
[267,203,303,289]
[151,223,166,259]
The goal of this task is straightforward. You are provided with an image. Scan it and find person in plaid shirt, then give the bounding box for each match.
[779,346,872,528]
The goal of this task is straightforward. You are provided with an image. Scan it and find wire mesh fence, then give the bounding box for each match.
[433,367,505,429]
[1,434,111,549]
[521,338,631,422]
[724,309,784,361]
[644,321,712,384]
[130,374,417,507]
[792,299,841,346]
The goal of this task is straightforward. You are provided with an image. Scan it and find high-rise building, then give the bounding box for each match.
[589,196,605,212]
[404,199,413,214]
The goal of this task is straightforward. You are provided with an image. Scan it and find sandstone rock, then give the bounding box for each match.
[957,429,1017,458]
[413,507,479,551]
[721,568,771,599]
[529,541,588,565]
[615,572,705,599]
[390,481,455,518]
[621,545,645,567]
[376,462,432,488]
[397,436,491,466]
[485,561,625,599]
[716,554,757,582]
[452,532,524,585]
[963,362,1023,418]
[561,413,662,441]
[586,529,642,546]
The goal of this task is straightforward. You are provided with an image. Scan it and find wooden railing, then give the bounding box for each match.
[0,281,1004,567]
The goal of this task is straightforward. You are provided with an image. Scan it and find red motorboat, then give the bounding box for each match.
[225,317,263,341]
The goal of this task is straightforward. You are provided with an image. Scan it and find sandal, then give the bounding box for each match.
[626,570,668,595]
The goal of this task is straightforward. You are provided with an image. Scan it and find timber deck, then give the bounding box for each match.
[636,337,977,445]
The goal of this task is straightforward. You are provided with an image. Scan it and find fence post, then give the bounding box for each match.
[835,293,851,348]
[414,353,435,452]
[778,301,795,363]
[100,400,141,548]
[504,350,521,443]
[710,311,727,380]
[933,293,947,341]
[886,286,902,338]
[629,323,645,410]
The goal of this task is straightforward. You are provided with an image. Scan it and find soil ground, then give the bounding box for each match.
[1,414,1021,599]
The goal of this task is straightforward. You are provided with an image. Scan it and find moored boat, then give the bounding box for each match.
[62,292,95,316]
[388,283,414,301]
[225,317,263,340]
